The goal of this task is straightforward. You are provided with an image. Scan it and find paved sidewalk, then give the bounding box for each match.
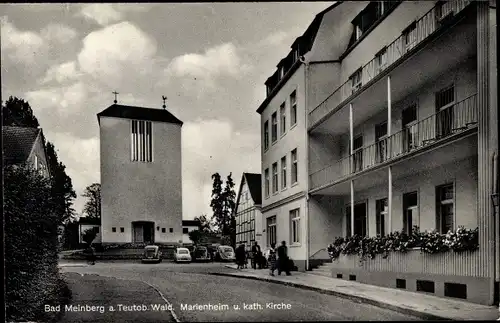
[218,265,499,321]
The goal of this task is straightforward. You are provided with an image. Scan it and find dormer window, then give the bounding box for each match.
[403,22,417,52]
[355,24,363,40]
[279,66,285,79]
[293,49,299,62]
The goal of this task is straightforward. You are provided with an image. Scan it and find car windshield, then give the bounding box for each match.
[178,250,189,254]
[222,247,233,253]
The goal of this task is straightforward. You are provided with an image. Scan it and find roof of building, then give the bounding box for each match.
[234,172,262,215]
[97,104,183,125]
[2,126,41,166]
[257,2,341,114]
[182,220,201,227]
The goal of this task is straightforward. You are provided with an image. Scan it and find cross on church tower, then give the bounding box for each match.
[162,95,167,110]
[112,91,119,104]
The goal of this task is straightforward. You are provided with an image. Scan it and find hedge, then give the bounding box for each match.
[4,165,71,322]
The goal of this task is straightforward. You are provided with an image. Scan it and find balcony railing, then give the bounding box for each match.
[308,0,473,129]
[309,94,477,191]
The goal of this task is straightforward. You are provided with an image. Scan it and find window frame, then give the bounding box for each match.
[290,208,300,244]
[281,156,287,190]
[375,198,388,237]
[350,68,363,93]
[280,102,287,136]
[264,168,270,198]
[271,112,278,143]
[272,162,278,194]
[267,216,277,247]
[403,191,419,234]
[263,120,269,151]
[291,149,298,184]
[290,90,297,127]
[131,120,153,162]
[436,183,455,234]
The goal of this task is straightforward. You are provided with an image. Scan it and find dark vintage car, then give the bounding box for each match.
[192,245,210,262]
[141,245,162,264]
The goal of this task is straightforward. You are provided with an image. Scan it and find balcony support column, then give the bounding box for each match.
[388,166,392,234]
[350,180,354,237]
[387,76,392,136]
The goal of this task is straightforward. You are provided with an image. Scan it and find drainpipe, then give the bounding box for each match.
[493,152,499,305]
[300,55,311,271]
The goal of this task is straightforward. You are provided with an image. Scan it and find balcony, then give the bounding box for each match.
[310,94,477,191]
[308,0,473,130]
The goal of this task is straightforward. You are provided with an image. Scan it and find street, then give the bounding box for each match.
[59,261,419,322]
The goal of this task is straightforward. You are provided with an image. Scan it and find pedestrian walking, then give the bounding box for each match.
[235,244,246,269]
[86,244,96,265]
[277,241,291,276]
[266,243,277,276]
[251,242,262,269]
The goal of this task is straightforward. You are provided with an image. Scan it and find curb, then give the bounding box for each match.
[207,272,451,321]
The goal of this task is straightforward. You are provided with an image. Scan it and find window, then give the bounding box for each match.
[267,216,277,246]
[375,48,387,72]
[34,155,38,170]
[95,227,100,233]
[271,112,278,142]
[112,227,117,232]
[403,22,417,52]
[263,121,269,150]
[375,122,388,163]
[376,198,388,236]
[162,228,166,233]
[183,228,188,234]
[264,168,270,197]
[436,184,454,233]
[169,228,173,233]
[436,85,455,138]
[131,120,153,162]
[279,66,284,79]
[281,156,287,189]
[291,149,298,184]
[280,102,286,135]
[346,203,367,237]
[352,135,363,172]
[120,227,124,233]
[272,162,278,194]
[290,90,297,126]
[290,208,300,244]
[293,49,299,62]
[355,24,363,40]
[402,104,418,151]
[403,191,419,234]
[345,207,352,237]
[350,68,362,93]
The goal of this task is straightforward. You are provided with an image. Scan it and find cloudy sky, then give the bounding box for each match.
[1,3,331,219]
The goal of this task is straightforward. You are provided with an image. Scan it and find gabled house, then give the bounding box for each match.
[234,173,263,247]
[3,126,50,177]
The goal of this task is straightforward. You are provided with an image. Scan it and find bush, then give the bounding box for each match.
[4,165,71,322]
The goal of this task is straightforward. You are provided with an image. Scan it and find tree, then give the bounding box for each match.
[82,227,99,246]
[2,96,77,224]
[209,172,237,247]
[188,230,203,245]
[2,96,40,128]
[194,214,213,233]
[82,183,101,219]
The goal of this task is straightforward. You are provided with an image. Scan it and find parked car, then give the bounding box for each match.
[215,245,235,262]
[141,245,162,264]
[192,245,210,262]
[174,247,192,263]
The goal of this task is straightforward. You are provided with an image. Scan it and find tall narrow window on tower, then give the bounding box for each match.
[131,120,153,162]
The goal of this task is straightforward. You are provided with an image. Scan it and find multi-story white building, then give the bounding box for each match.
[98,103,183,244]
[257,1,498,305]
[234,173,263,247]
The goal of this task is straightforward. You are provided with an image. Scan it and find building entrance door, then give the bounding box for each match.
[132,221,155,244]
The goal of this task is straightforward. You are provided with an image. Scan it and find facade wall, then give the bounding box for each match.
[339,1,435,83]
[307,63,342,113]
[308,195,344,256]
[28,134,49,178]
[344,155,478,237]
[262,197,307,269]
[79,224,102,244]
[182,225,198,244]
[261,66,307,208]
[100,116,183,244]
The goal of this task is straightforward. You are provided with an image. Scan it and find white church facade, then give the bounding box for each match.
[97,103,183,244]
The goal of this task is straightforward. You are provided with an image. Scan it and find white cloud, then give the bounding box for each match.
[78,4,123,26]
[182,119,260,217]
[41,61,81,84]
[40,23,78,43]
[25,82,88,117]
[166,43,252,89]
[77,21,157,88]
[1,16,45,64]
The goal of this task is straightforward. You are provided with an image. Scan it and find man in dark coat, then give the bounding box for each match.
[235,244,246,269]
[276,240,291,276]
[251,242,262,269]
